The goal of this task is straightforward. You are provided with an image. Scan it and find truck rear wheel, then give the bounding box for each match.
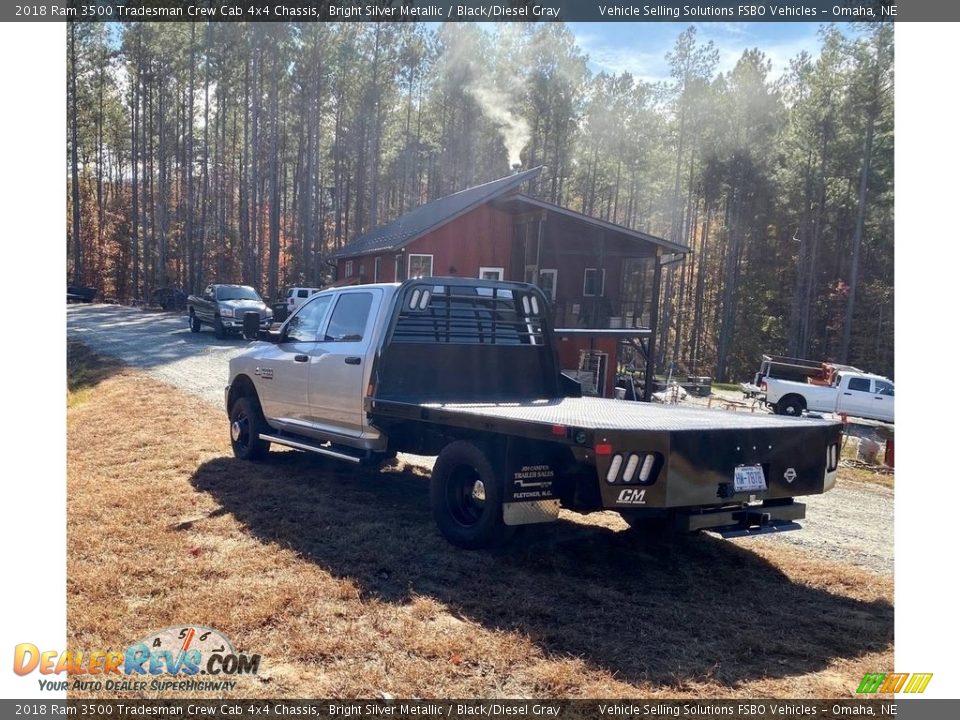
[229,396,270,461]
[430,441,513,550]
[776,395,805,417]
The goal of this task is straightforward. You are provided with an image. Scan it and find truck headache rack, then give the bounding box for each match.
[374,279,562,403]
[392,283,546,346]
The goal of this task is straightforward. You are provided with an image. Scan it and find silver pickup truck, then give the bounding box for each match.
[187,284,273,339]
[225,278,842,549]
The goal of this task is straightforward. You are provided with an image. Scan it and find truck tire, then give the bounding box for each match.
[214,317,226,339]
[229,396,270,461]
[430,441,514,550]
[189,312,201,333]
[776,395,805,417]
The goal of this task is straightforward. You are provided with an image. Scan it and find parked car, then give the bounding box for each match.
[67,286,97,303]
[763,371,894,423]
[225,278,842,549]
[187,284,273,339]
[150,287,188,311]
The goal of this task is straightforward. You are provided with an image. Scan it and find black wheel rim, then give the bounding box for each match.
[446,465,486,527]
[231,410,251,452]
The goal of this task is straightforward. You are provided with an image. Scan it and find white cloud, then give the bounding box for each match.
[709,27,824,78]
[574,30,672,84]
[573,23,831,87]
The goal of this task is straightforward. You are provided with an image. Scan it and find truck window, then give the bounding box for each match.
[324,292,373,342]
[285,295,332,343]
[847,377,871,392]
[217,286,260,301]
[297,289,308,298]
[875,380,894,396]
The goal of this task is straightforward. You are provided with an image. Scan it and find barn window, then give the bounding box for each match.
[583,268,605,297]
[408,254,434,279]
[345,260,354,278]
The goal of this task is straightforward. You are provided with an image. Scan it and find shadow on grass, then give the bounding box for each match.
[68,341,126,397]
[192,452,892,688]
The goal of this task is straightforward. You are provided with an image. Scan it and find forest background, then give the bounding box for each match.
[66,21,893,381]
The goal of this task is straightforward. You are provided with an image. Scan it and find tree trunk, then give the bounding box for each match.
[839,111,876,363]
[70,23,82,286]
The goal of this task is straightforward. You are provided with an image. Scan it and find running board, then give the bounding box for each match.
[258,433,362,463]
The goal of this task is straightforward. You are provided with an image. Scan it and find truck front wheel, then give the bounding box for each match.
[430,441,513,550]
[229,396,271,461]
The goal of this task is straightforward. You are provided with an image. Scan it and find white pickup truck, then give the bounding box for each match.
[763,371,894,423]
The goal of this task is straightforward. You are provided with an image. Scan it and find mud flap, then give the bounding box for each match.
[500,439,563,526]
[503,499,560,526]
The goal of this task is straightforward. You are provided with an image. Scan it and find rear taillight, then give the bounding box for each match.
[605,452,660,484]
[638,454,656,482]
[605,454,624,483]
[826,443,839,472]
[760,380,767,391]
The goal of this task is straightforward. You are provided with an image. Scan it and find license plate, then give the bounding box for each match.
[734,465,767,492]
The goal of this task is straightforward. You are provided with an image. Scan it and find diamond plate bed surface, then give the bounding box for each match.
[421,397,838,432]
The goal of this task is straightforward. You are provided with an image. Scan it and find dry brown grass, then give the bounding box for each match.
[67,343,893,699]
[837,463,895,490]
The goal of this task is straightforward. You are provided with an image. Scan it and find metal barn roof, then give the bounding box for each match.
[328,167,544,260]
[328,165,686,259]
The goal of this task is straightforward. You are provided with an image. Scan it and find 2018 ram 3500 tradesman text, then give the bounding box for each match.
[225,278,842,549]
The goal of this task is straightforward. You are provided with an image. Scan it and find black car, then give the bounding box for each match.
[150,287,188,311]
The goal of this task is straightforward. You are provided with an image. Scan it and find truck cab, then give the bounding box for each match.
[833,373,895,422]
[228,284,395,449]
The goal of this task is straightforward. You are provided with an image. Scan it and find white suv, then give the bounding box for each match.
[285,287,321,313]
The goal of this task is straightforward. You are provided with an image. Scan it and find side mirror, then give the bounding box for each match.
[242,311,262,340]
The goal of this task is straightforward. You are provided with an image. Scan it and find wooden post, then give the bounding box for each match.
[643,255,662,401]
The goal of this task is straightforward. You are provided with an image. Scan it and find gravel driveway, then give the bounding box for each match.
[68,304,894,576]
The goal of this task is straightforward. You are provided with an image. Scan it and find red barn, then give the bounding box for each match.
[328,167,687,398]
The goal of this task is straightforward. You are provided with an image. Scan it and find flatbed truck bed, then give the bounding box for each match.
[227,278,842,549]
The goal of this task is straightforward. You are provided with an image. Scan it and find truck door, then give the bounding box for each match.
[257,294,334,425]
[836,376,874,418]
[872,379,895,422]
[307,289,380,437]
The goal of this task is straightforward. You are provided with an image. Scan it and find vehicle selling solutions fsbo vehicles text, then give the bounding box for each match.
[598,5,823,18]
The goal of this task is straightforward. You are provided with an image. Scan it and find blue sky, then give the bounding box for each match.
[567,22,854,83]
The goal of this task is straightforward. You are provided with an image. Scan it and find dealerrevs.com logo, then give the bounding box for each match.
[14,626,260,693]
[856,672,933,694]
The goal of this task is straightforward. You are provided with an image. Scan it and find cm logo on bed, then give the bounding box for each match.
[616,488,646,505]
